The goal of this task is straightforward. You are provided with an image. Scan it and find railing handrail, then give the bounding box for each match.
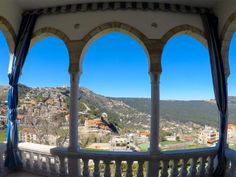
[0,142,218,160]
[18,142,55,156]
[51,146,217,161]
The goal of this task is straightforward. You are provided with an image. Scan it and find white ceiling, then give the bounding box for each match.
[15,0,221,10]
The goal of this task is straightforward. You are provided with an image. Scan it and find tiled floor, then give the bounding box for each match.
[6,172,43,177]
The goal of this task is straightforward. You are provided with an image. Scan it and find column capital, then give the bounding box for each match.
[146,39,163,74]
[68,40,85,73]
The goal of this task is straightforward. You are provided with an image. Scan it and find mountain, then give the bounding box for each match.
[113,97,236,126]
[79,87,150,129]
[0,85,235,129]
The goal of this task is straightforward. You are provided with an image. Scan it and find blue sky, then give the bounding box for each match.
[0,31,235,100]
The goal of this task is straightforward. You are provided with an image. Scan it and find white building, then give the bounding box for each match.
[198,126,219,145]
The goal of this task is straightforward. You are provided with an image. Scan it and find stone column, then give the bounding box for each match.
[67,41,84,177]
[149,71,161,154]
[146,40,162,177]
[68,72,80,177]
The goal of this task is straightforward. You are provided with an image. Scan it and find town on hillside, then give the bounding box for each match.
[0,86,236,151]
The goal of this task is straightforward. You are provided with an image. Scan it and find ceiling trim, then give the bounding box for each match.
[23,1,211,16]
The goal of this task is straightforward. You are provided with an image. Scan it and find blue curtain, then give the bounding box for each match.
[5,14,38,170]
[201,13,228,176]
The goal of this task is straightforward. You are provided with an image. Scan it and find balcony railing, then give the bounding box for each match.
[1,142,225,177]
[0,143,6,177]
[226,148,236,177]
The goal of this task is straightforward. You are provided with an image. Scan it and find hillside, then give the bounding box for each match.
[0,85,235,129]
[113,97,236,126]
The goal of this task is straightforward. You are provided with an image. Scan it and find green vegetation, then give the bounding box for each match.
[160,140,184,145]
[0,130,6,143]
[114,97,236,126]
[185,144,208,149]
[138,143,149,152]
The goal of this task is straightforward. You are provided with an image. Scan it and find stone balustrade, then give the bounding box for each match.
[52,146,217,177]
[0,143,6,177]
[226,148,236,177]
[18,143,65,177]
[0,142,230,177]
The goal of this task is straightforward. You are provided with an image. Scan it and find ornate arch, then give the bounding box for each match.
[0,16,16,54]
[161,24,207,47]
[221,12,236,77]
[31,27,71,49]
[79,22,151,72]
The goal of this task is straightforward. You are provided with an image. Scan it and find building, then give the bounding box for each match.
[198,126,219,145]
[228,123,236,138]
[0,0,236,177]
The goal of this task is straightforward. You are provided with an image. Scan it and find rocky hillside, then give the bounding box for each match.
[0,85,235,129]
[79,87,150,129]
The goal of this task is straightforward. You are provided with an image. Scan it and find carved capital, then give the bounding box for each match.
[146,39,163,74]
[68,40,85,73]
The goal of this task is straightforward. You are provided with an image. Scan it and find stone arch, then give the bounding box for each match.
[0,16,16,54]
[221,12,236,77]
[78,22,151,73]
[31,27,71,49]
[159,24,207,71]
[161,24,207,47]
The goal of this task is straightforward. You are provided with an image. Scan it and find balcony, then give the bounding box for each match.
[0,142,236,177]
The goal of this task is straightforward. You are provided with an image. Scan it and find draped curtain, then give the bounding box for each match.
[201,13,228,176]
[5,14,38,170]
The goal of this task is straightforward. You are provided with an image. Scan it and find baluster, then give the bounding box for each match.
[230,162,236,177]
[160,160,169,177]
[170,159,178,177]
[41,155,48,175]
[115,160,122,177]
[0,152,3,174]
[59,156,67,177]
[30,152,34,171]
[126,161,133,177]
[83,158,90,177]
[33,153,40,173]
[206,156,214,176]
[104,160,111,177]
[137,161,144,177]
[20,151,27,168]
[93,159,100,177]
[45,156,51,175]
[49,157,57,176]
[38,154,43,174]
[197,157,206,177]
[180,159,188,177]
[225,159,231,177]
[189,158,197,177]
[24,152,31,170]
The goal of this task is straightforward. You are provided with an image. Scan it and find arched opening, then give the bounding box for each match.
[227,32,236,150]
[79,31,151,152]
[18,36,70,147]
[221,12,236,76]
[160,34,218,150]
[0,31,10,143]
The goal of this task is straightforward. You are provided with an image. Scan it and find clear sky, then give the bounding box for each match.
[0,31,235,100]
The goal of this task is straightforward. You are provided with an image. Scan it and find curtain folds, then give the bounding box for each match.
[5,14,38,170]
[201,13,228,177]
